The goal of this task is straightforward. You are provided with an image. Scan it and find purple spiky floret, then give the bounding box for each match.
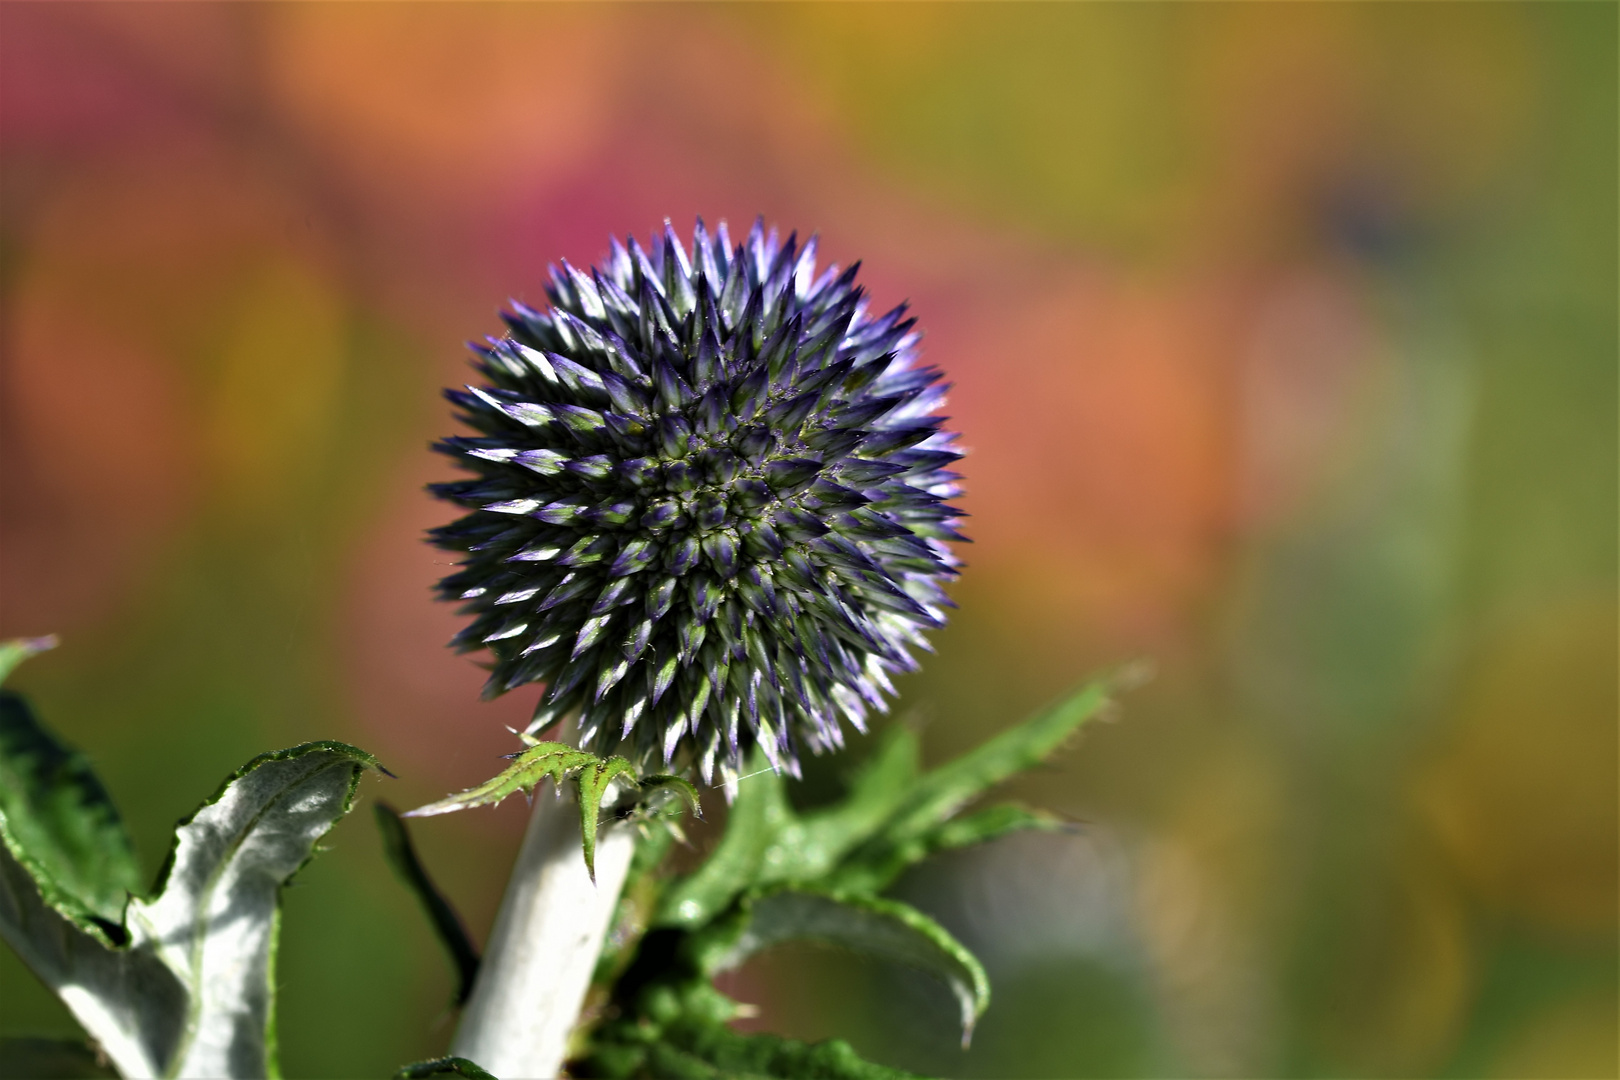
[431,218,965,783]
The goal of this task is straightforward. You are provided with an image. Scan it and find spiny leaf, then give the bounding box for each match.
[872,676,1112,836]
[705,889,990,1046]
[579,756,639,881]
[403,741,599,817]
[822,803,1069,898]
[922,802,1068,851]
[654,759,792,929]
[829,676,1114,889]
[623,772,704,854]
[408,746,701,879]
[664,1024,917,1080]
[636,773,703,820]
[393,1056,497,1079]
[584,669,1132,1075]
[579,1022,919,1079]
[374,803,480,1006]
[756,728,919,890]
[658,678,1113,924]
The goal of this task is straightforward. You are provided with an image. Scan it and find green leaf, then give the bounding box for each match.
[707,890,990,1045]
[582,669,1130,1074]
[756,728,919,891]
[654,758,793,929]
[403,741,599,817]
[374,803,480,1006]
[393,1056,497,1079]
[635,773,702,822]
[578,756,638,881]
[825,803,1069,898]
[923,802,1067,849]
[666,1025,918,1080]
[408,744,695,880]
[0,843,184,1074]
[870,677,1111,838]
[0,739,381,1078]
[0,634,56,688]
[583,1023,921,1080]
[658,678,1113,925]
[0,690,141,932]
[0,1037,118,1079]
[824,677,1113,895]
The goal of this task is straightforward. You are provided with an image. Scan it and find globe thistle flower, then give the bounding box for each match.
[431,219,964,782]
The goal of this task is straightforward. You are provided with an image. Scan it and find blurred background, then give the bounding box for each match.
[1,4,1614,1077]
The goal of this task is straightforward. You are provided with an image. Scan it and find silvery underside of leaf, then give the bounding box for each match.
[0,646,380,1080]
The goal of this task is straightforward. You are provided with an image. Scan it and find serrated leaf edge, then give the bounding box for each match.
[406,744,701,879]
[710,888,990,1046]
[134,742,383,1077]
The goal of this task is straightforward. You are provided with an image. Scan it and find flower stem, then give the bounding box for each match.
[451,781,636,1078]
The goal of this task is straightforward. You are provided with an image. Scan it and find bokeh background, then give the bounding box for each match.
[2,4,1615,1077]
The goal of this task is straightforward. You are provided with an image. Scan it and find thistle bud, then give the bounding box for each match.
[432,219,964,782]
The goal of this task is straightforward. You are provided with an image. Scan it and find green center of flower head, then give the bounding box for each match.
[432,218,964,783]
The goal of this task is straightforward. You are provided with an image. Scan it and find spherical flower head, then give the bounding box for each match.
[431,219,964,783]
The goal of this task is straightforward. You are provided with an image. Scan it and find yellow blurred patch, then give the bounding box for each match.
[1489,991,1620,1080]
[1417,594,1620,933]
[207,258,347,516]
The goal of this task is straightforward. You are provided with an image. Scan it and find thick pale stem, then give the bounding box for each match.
[451,782,636,1079]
